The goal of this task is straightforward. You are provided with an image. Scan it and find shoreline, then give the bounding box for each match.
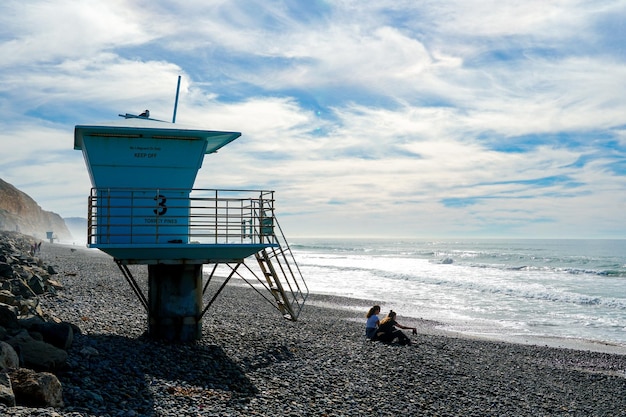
[308,294,626,356]
[51,241,626,356]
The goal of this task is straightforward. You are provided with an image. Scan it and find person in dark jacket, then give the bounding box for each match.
[374,310,416,345]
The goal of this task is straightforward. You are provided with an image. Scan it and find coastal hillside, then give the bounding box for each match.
[0,178,72,242]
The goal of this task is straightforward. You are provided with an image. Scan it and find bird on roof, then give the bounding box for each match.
[139,109,150,118]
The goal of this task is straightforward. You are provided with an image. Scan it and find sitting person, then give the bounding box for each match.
[374,310,416,346]
[365,305,381,339]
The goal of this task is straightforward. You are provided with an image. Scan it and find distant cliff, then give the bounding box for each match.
[0,178,72,242]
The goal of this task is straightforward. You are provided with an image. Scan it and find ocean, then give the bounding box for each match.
[290,238,626,347]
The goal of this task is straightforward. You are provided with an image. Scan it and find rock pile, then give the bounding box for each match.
[0,231,71,408]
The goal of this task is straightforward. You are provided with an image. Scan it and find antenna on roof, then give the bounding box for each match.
[172,75,182,123]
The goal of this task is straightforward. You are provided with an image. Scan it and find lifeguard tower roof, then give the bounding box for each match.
[74,118,241,154]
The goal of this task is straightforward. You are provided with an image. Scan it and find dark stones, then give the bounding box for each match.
[28,322,74,351]
[8,368,63,408]
[7,331,68,372]
[0,263,13,278]
[0,305,19,330]
[0,341,19,370]
[0,372,15,407]
[0,231,72,410]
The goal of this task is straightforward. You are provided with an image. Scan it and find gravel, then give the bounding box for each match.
[2,241,626,416]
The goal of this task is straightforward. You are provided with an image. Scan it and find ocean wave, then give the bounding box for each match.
[596,270,626,277]
[457,262,626,278]
[300,259,626,311]
[428,277,626,310]
[294,238,626,345]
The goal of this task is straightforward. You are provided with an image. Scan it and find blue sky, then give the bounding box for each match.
[1,1,625,238]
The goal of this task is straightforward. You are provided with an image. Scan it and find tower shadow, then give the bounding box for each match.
[57,332,258,415]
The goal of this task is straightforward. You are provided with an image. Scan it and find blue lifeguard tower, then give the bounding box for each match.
[74,113,308,342]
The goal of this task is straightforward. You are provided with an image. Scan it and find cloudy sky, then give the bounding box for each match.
[1,1,625,239]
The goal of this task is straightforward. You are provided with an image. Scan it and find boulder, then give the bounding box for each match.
[0,372,15,407]
[29,322,74,350]
[16,315,46,329]
[0,231,71,411]
[16,298,43,317]
[27,274,46,295]
[0,304,19,330]
[0,341,19,371]
[9,368,63,408]
[8,277,35,299]
[0,290,16,305]
[46,278,63,290]
[7,331,67,372]
[0,262,12,278]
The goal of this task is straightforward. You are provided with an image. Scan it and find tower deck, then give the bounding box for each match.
[87,187,279,264]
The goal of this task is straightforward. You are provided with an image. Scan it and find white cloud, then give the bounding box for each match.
[0,1,155,67]
[0,0,624,238]
[0,56,186,126]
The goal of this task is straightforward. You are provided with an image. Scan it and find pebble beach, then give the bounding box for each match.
[3,241,626,416]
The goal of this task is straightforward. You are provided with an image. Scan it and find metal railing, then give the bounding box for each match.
[88,188,277,245]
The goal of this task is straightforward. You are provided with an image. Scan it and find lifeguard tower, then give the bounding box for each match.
[74,113,308,342]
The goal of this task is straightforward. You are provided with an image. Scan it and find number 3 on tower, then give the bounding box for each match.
[153,194,167,216]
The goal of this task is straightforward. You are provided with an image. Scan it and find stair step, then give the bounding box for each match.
[255,245,307,321]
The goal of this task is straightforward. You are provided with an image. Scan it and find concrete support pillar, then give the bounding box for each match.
[148,263,203,342]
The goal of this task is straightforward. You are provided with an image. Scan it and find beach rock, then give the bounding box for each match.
[9,368,63,408]
[46,279,63,291]
[0,342,19,371]
[28,322,74,350]
[0,304,19,330]
[0,232,63,318]
[0,372,15,407]
[9,274,38,299]
[0,290,17,305]
[7,331,67,372]
[16,298,43,317]
[0,263,12,278]
[26,274,46,295]
[79,346,99,357]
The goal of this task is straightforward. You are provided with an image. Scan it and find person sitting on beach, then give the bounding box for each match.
[365,305,381,339]
[374,310,416,346]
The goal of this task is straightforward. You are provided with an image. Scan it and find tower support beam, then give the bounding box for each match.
[148,263,203,342]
